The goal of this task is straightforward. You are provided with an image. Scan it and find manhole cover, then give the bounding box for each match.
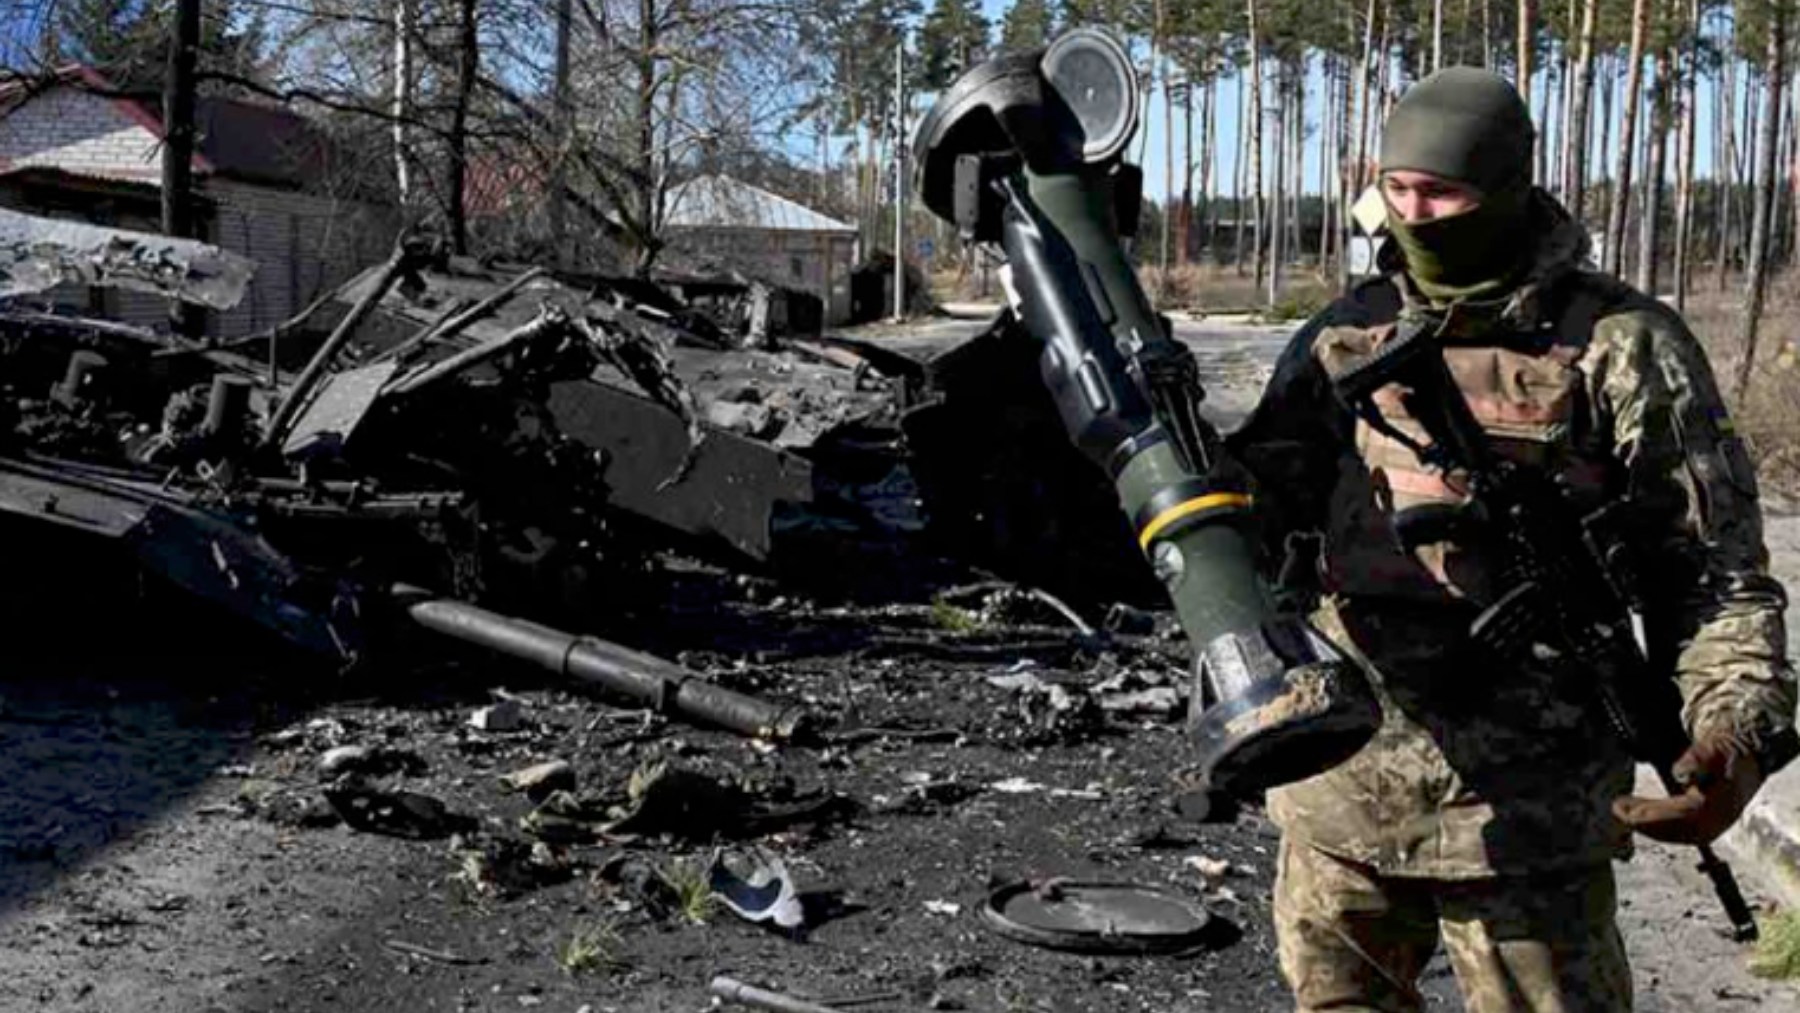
[979,879,1212,955]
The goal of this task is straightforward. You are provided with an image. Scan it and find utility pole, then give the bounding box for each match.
[162,0,200,241]
[162,0,201,336]
[892,35,906,322]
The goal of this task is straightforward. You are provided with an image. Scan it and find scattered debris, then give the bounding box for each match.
[601,761,854,841]
[708,848,805,931]
[247,789,342,830]
[986,778,1104,801]
[1184,855,1234,888]
[710,975,841,1013]
[500,760,576,801]
[318,745,427,779]
[0,206,254,309]
[1096,687,1182,715]
[324,782,475,840]
[468,700,527,733]
[593,855,683,920]
[381,939,483,966]
[451,835,573,897]
[1103,603,1160,637]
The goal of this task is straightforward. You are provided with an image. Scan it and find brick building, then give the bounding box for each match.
[662,175,859,326]
[0,66,394,334]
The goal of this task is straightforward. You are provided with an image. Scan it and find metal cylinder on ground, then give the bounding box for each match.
[391,584,809,741]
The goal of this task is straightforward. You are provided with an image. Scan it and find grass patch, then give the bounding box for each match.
[662,858,716,925]
[929,597,980,633]
[557,919,627,976]
[924,261,1339,318]
[1259,289,1331,323]
[1682,282,1800,501]
[1749,908,1800,980]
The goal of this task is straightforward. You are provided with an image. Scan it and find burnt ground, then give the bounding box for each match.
[3,555,1797,1013]
[0,318,1796,1013]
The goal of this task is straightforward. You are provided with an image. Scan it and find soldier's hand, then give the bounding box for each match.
[1611,735,1763,846]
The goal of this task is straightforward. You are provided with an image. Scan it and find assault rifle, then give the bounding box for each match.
[1327,315,1760,942]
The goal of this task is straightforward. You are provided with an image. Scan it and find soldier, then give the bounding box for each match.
[1226,67,1797,1013]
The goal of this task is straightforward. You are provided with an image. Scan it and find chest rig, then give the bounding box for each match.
[1310,281,1617,607]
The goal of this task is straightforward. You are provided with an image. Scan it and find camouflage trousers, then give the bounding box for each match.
[1274,837,1632,1013]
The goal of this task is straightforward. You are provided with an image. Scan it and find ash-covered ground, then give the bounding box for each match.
[0,316,1794,1013]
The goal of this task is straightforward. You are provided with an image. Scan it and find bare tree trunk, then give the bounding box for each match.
[1736,8,1786,403]
[1161,57,1173,292]
[447,0,480,256]
[1517,0,1535,111]
[1296,59,1310,264]
[1741,67,1762,275]
[1338,46,1356,287]
[1565,0,1597,219]
[548,0,573,265]
[1180,73,1194,267]
[1353,0,1378,196]
[1551,38,1569,198]
[1718,42,1738,289]
[393,0,414,210]
[632,0,660,273]
[1137,10,1162,170]
[1247,0,1266,296]
[1789,71,1800,269]
[1483,0,1493,67]
[1638,46,1671,295]
[1536,47,1553,186]
[1203,76,1219,264]
[1672,0,1699,312]
[1434,0,1445,73]
[1604,0,1650,277]
[1319,56,1335,274]
[1234,70,1249,275]
[1270,62,1288,308]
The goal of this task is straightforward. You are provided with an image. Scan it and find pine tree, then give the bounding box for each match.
[918,0,990,91]
[1000,0,1055,51]
[54,0,167,74]
[53,0,268,85]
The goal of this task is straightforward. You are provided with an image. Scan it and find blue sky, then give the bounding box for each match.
[921,0,1733,207]
[3,0,1740,207]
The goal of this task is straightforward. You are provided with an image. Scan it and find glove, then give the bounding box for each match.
[1612,734,1763,846]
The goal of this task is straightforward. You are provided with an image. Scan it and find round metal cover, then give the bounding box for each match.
[1040,28,1138,164]
[980,879,1211,955]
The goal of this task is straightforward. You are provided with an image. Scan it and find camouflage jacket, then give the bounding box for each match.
[1228,191,1797,878]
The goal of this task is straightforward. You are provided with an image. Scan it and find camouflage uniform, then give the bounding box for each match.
[1228,189,1797,1012]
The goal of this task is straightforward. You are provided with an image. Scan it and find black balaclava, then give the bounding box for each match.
[1378,67,1537,304]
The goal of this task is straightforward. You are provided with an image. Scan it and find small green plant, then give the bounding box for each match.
[557,919,626,976]
[930,597,979,633]
[1260,290,1329,323]
[1749,908,1800,980]
[663,859,716,924]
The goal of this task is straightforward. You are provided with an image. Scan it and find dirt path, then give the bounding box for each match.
[1,320,1795,1013]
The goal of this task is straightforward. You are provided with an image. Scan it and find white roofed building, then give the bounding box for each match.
[662,175,858,327]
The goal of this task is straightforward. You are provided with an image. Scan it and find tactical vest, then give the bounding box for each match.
[1308,285,1618,607]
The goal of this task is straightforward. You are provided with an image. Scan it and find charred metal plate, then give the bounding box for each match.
[981,879,1212,955]
[283,361,400,458]
[547,377,813,562]
[0,462,149,537]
